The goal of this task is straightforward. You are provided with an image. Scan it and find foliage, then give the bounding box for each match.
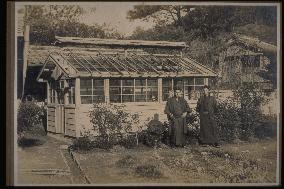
[127,5,192,26]
[135,164,163,178]
[71,136,93,151]
[186,110,200,140]
[141,120,168,147]
[21,5,124,45]
[215,83,268,142]
[215,99,242,142]
[89,103,140,139]
[17,101,44,134]
[118,134,138,149]
[18,137,45,148]
[234,83,266,140]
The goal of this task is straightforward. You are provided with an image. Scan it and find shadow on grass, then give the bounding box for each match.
[18,137,46,148]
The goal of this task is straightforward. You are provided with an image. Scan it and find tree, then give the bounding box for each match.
[127,5,192,27]
[21,5,124,44]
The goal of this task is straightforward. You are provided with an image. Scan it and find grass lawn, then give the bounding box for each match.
[72,137,278,184]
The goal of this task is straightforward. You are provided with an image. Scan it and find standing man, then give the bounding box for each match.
[196,85,220,148]
[164,89,191,147]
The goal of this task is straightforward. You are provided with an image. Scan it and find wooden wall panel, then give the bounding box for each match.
[64,106,76,137]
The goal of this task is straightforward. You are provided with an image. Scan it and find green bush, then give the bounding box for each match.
[186,111,200,140]
[234,83,266,140]
[71,136,93,151]
[215,83,268,142]
[118,134,138,149]
[215,99,241,142]
[17,101,44,134]
[89,103,139,140]
[141,121,168,147]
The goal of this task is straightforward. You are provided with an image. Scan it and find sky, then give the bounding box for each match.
[16,2,157,37]
[79,3,156,37]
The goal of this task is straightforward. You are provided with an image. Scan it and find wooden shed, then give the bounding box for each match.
[37,36,217,137]
[218,33,277,90]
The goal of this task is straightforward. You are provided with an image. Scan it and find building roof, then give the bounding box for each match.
[231,33,277,54]
[55,36,188,49]
[37,48,217,81]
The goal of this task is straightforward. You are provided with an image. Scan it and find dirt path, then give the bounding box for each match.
[17,134,87,185]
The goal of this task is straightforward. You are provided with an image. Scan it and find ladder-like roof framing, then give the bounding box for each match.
[37,49,217,81]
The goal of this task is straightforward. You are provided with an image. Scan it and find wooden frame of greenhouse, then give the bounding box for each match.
[37,36,217,137]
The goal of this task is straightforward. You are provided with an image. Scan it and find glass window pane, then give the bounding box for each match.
[80,79,92,95]
[162,94,169,101]
[93,88,104,96]
[110,79,120,86]
[184,78,194,85]
[162,79,173,101]
[122,95,134,102]
[110,87,121,94]
[110,95,121,103]
[122,87,134,94]
[135,86,146,95]
[93,79,104,87]
[93,95,104,103]
[184,86,194,100]
[195,77,204,85]
[147,79,157,86]
[162,79,172,88]
[81,96,92,104]
[135,79,146,86]
[135,95,146,102]
[122,79,134,86]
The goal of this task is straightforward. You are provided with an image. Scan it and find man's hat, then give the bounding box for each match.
[203,85,210,89]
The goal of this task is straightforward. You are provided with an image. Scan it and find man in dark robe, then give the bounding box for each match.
[164,89,191,147]
[196,85,220,148]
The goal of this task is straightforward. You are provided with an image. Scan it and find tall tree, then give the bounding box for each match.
[21,5,124,44]
[127,5,192,27]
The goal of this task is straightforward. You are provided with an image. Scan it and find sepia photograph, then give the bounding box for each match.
[11,1,281,186]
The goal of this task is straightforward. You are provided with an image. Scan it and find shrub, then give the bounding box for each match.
[234,83,267,140]
[89,103,140,140]
[18,136,45,148]
[92,136,116,150]
[71,136,93,151]
[142,120,168,147]
[135,164,162,178]
[118,134,138,149]
[215,99,241,142]
[17,101,44,134]
[186,110,200,140]
[215,83,268,142]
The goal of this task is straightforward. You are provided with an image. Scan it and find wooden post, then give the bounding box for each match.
[75,78,81,106]
[64,80,68,105]
[158,78,163,103]
[104,78,110,104]
[205,78,209,86]
[46,82,50,104]
[22,25,30,99]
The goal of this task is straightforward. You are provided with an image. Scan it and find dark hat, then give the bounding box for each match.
[203,85,210,89]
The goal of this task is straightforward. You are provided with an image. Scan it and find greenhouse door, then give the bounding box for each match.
[55,81,65,134]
